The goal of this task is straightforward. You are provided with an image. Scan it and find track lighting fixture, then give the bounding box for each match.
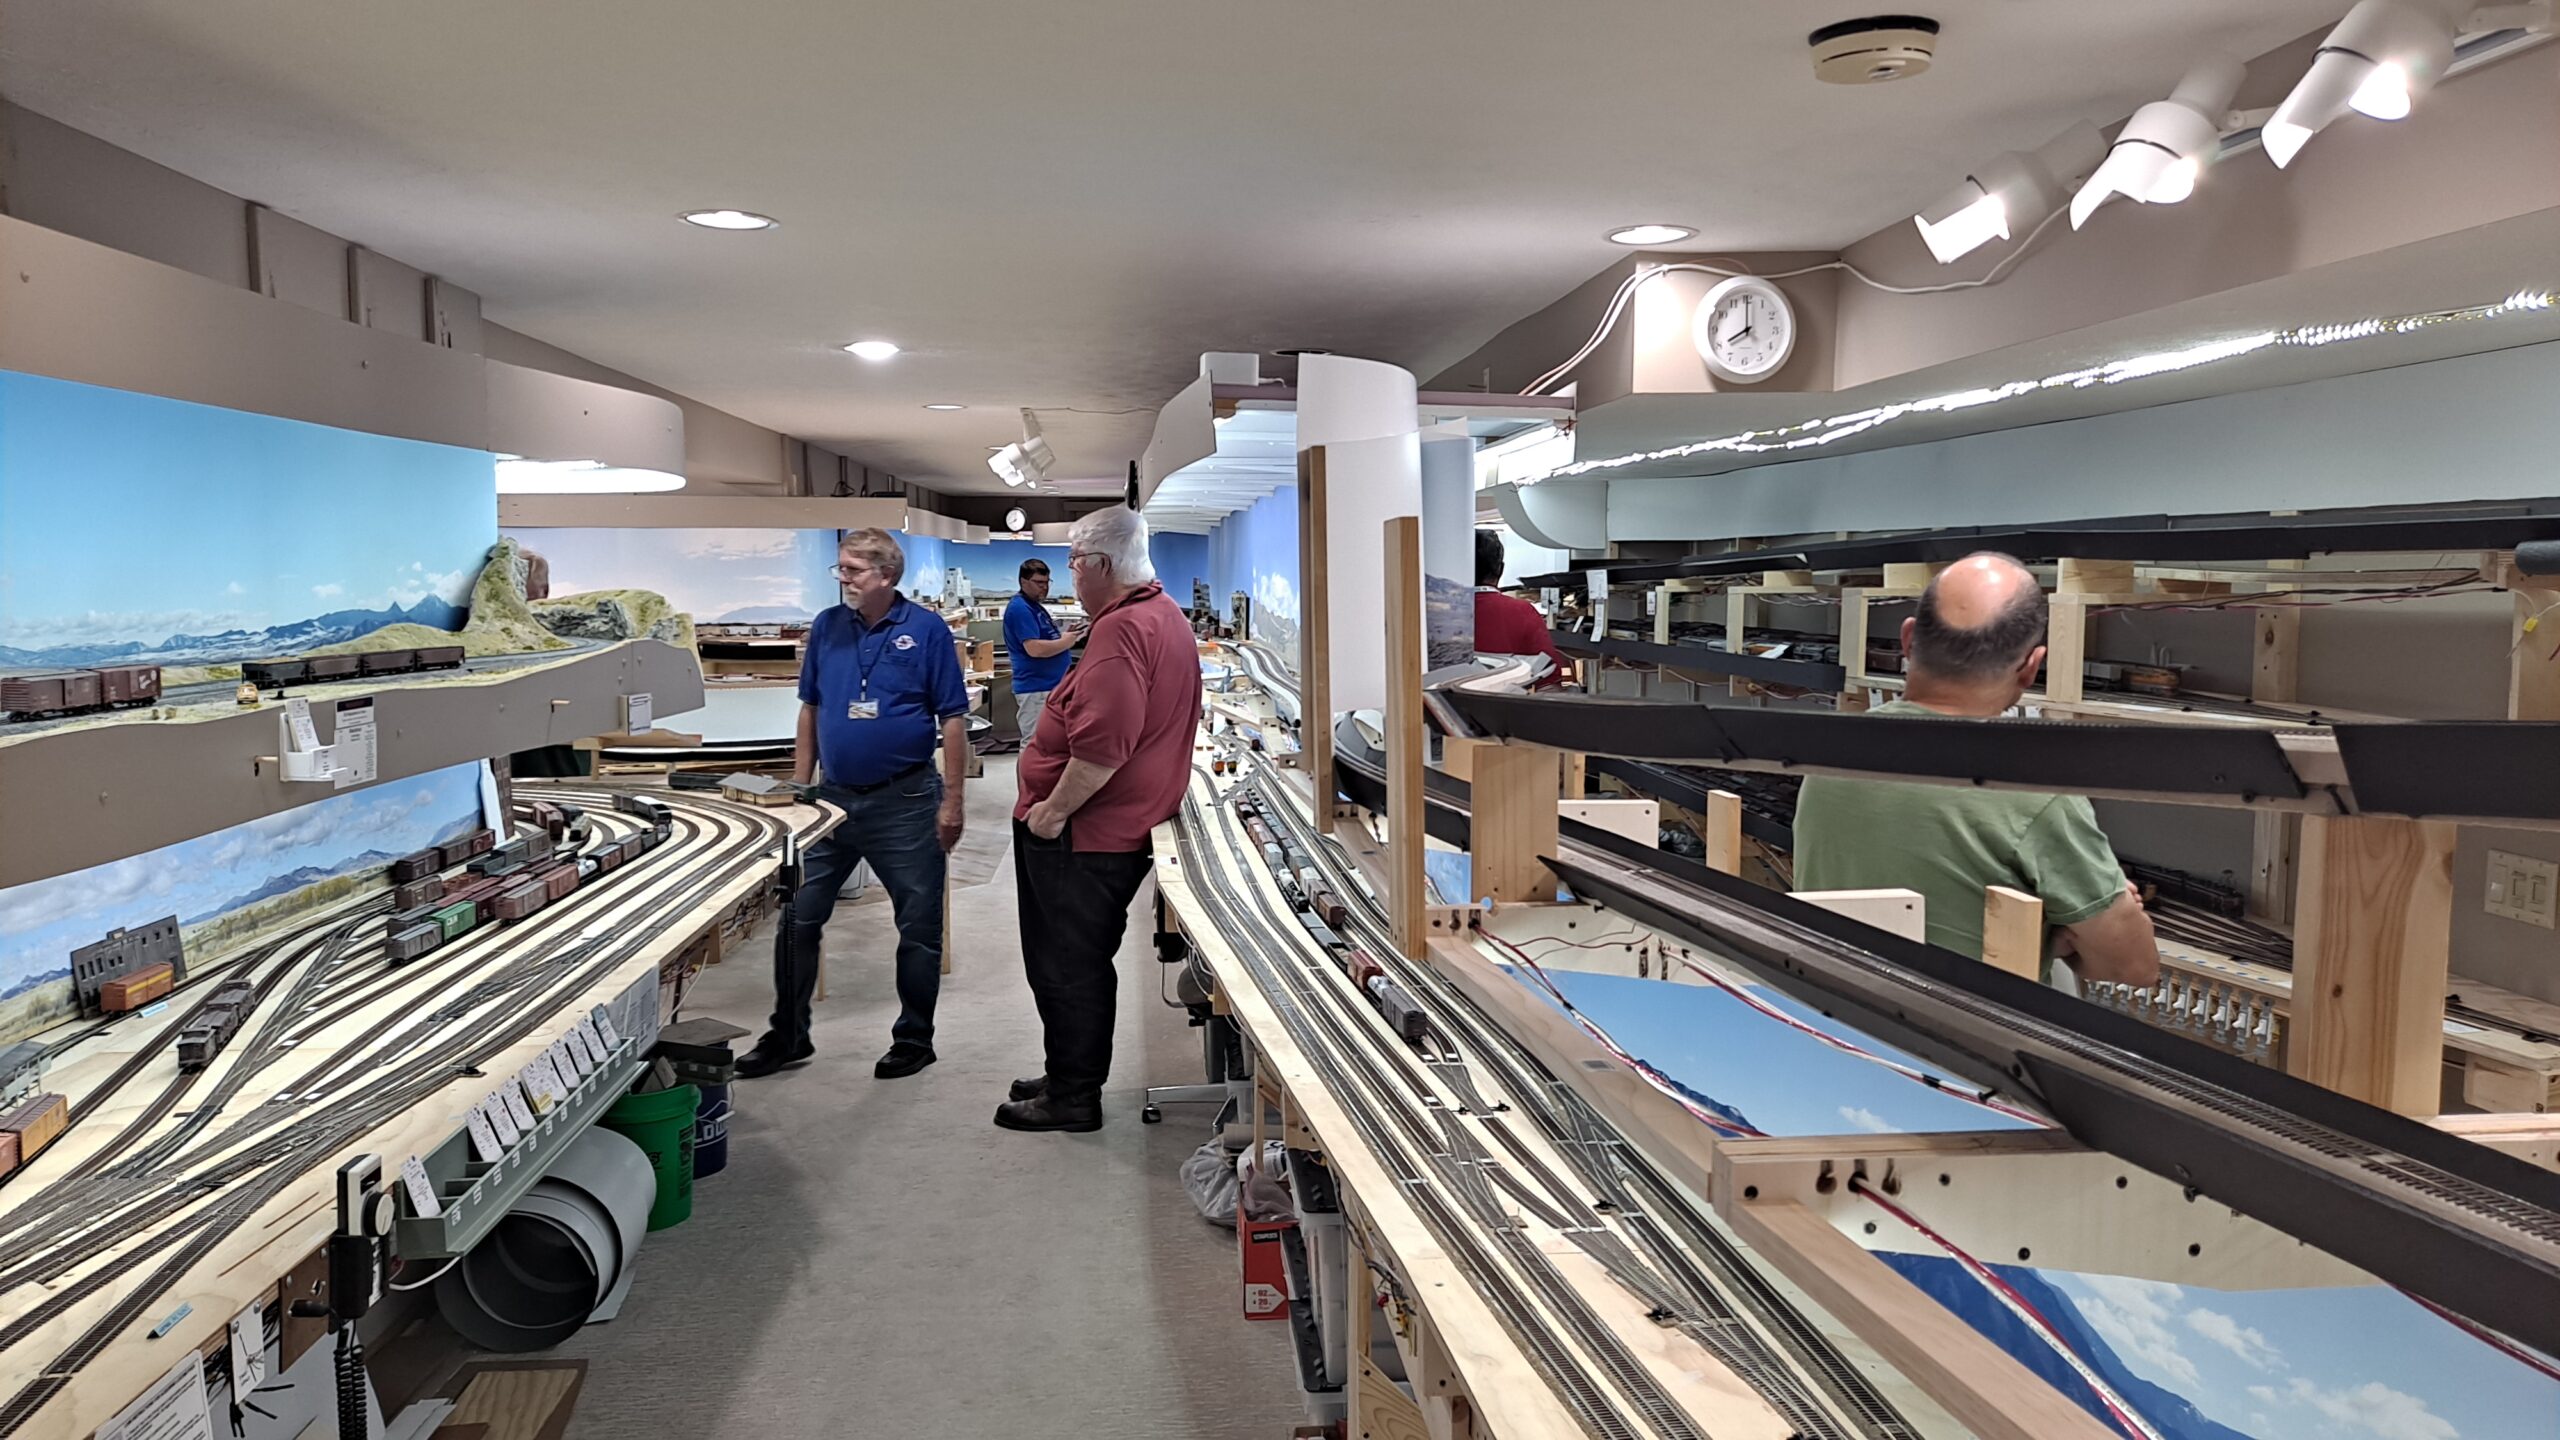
[1913,121,2107,263]
[2068,55,2246,229]
[2262,0,2458,167]
[987,409,1057,488]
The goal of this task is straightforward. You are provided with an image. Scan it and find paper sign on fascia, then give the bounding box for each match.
[1586,568,1610,641]
[625,692,653,732]
[283,696,321,753]
[98,1347,213,1440]
[332,696,378,789]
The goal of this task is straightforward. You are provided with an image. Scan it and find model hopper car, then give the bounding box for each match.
[240,645,463,692]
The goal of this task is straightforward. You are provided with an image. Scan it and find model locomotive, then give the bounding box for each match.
[0,664,162,721]
[241,644,465,692]
[175,978,258,1073]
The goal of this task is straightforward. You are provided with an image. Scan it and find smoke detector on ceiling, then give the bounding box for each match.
[1809,15,1941,85]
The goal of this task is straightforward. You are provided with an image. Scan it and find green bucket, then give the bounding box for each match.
[603,1083,698,1231]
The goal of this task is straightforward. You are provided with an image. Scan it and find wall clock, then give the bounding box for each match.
[1692,275,1797,384]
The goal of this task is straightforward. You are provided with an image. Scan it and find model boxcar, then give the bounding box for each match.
[1,664,161,721]
[386,923,442,965]
[436,828,496,870]
[0,1094,69,1165]
[431,899,479,942]
[99,961,175,1013]
[541,863,578,903]
[389,849,441,885]
[392,875,444,911]
[493,881,548,923]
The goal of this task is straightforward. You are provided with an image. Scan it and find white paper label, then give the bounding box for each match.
[465,1106,502,1161]
[483,1096,521,1148]
[520,1067,557,1114]
[502,1083,538,1131]
[1586,568,1610,641]
[625,692,653,732]
[564,1029,596,1075]
[99,1349,213,1440]
[225,1303,266,1405]
[591,1007,622,1049]
[399,1155,441,1218]
[331,697,378,789]
[576,1015,610,1060]
[284,696,320,753]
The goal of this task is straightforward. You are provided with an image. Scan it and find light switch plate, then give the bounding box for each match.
[2485,850,2558,929]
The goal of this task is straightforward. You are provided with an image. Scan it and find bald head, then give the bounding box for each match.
[1910,552,2046,683]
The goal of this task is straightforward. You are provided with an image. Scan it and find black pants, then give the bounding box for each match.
[1014,818,1153,1100]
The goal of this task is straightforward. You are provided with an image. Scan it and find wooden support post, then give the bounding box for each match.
[1559,750,1585,800]
[1881,561,1941,590]
[2057,558,2136,593]
[1472,743,1562,904]
[1652,582,1673,644]
[1981,886,2044,981]
[1723,585,1748,699]
[2043,594,2088,704]
[2249,562,2304,922]
[1838,589,1871,713]
[2289,815,2457,1116]
[1385,515,1428,959]
[1438,733,1485,782]
[1298,447,1334,808]
[1704,790,1744,876]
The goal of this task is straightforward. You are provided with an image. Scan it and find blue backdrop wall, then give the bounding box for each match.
[1206,485,1299,670]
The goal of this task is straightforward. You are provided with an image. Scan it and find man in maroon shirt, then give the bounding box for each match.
[1473,530,1573,689]
[998,505,1204,1132]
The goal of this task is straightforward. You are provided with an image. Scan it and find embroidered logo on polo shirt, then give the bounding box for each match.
[894,634,917,650]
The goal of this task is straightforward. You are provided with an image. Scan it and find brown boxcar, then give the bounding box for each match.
[543,863,578,903]
[94,665,161,706]
[392,875,444,911]
[0,1093,69,1163]
[100,961,175,1012]
[389,849,441,885]
[593,843,623,875]
[1,669,101,717]
[494,881,548,922]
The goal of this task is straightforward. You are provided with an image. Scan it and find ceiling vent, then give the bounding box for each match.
[1809,15,1941,84]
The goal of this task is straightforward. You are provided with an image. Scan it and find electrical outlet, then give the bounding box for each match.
[2485,850,2558,929]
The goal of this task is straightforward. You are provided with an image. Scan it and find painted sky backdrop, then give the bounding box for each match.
[1543,963,2560,1438]
[507,527,839,624]
[0,761,489,1000]
[0,371,495,656]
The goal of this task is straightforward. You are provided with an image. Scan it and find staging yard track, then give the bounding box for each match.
[0,786,816,1437]
[1171,708,1931,1437]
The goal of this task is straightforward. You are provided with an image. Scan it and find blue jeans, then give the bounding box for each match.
[770,771,946,1051]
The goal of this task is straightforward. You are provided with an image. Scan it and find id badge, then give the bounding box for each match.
[848,699,880,720]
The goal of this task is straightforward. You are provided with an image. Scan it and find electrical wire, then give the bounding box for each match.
[1475,930,1763,1138]
[387,1254,460,1291]
[2398,1288,2560,1385]
[1522,207,2073,397]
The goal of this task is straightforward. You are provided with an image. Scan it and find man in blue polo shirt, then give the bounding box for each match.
[1002,557,1082,745]
[740,528,970,1082]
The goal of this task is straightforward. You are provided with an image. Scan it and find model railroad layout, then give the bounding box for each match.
[0,666,161,723]
[0,784,817,1437]
[239,643,465,691]
[1172,676,1941,1438]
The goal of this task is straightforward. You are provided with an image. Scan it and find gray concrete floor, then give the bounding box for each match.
[550,758,1305,1438]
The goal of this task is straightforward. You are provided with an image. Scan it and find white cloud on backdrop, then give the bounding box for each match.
[2077,1276,2203,1388]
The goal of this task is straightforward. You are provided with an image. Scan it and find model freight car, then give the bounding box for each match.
[99,961,175,1013]
[492,881,548,923]
[389,848,441,885]
[174,980,256,1073]
[0,664,162,722]
[431,898,480,942]
[240,645,463,692]
[69,918,187,1018]
[436,828,496,870]
[392,875,444,911]
[0,1093,70,1170]
[386,922,443,965]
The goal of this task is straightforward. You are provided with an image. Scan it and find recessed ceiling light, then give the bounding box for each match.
[1608,224,1696,246]
[923,403,966,411]
[843,340,901,361]
[679,209,777,231]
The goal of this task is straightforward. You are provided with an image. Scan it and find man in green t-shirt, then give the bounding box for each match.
[1794,553,2160,987]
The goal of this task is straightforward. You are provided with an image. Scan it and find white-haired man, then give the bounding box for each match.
[740,527,969,1082]
[998,506,1202,1132]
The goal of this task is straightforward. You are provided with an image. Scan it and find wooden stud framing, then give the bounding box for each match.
[1385,515,1429,959]
[1980,885,2044,981]
[1471,742,1563,905]
[2288,815,2457,1116]
[1704,789,1744,876]
[2043,594,2089,705]
[1438,733,1485,782]
[2249,561,2304,923]
[1298,446,1335,808]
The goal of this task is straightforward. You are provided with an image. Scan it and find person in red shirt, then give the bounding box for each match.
[999,505,1205,1132]
[1473,530,1573,689]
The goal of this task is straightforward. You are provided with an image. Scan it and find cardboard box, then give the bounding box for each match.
[1239,1202,1295,1321]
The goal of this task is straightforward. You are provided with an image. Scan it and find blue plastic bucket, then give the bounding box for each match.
[692,1082,732,1178]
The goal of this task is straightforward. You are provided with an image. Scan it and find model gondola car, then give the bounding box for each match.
[0,664,162,722]
[69,918,187,1018]
[241,644,462,692]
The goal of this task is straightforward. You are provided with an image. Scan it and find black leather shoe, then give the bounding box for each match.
[1007,1074,1047,1102]
[874,1041,938,1079]
[994,1091,1102,1132]
[736,1039,814,1079]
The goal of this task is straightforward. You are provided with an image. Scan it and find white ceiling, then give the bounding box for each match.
[0,0,2359,493]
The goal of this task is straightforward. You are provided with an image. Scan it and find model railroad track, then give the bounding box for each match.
[1223,750,1918,1439]
[0,789,800,1434]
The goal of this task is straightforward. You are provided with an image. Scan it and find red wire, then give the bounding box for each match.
[1478,931,1763,1138]
[2399,1288,2560,1385]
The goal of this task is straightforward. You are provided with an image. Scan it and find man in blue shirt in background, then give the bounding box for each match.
[740,528,970,1081]
[1002,557,1081,746]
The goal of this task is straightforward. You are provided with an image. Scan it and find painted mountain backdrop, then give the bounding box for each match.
[0,597,466,667]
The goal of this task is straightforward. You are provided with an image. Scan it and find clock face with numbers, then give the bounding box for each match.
[1692,276,1797,384]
